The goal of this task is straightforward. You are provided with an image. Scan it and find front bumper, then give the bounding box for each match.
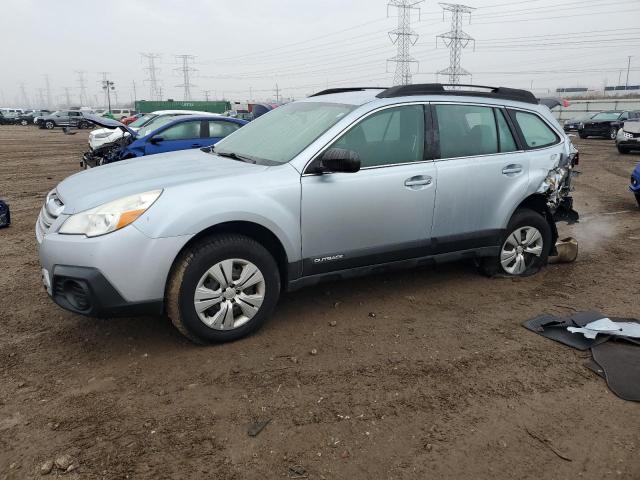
[43,265,163,317]
[38,225,194,317]
[579,123,616,137]
[617,139,640,150]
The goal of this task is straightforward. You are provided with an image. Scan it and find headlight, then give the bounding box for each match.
[59,190,162,237]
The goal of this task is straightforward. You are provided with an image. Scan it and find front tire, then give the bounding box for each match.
[166,234,281,344]
[578,132,588,139]
[45,121,55,130]
[480,208,552,277]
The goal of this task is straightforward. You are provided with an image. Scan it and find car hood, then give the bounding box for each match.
[623,121,640,133]
[83,114,137,137]
[56,149,268,214]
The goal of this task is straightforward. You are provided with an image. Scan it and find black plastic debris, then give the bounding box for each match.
[0,200,10,228]
[247,419,271,437]
[522,311,611,350]
[591,341,640,402]
[524,311,640,402]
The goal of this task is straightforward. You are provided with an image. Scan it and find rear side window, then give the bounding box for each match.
[513,110,558,149]
[436,104,498,158]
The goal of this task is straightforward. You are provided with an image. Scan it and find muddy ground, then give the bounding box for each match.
[0,125,638,479]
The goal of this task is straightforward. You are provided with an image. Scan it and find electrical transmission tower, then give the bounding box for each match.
[62,87,73,107]
[37,88,46,107]
[19,82,30,107]
[44,75,52,109]
[141,53,162,100]
[436,3,475,87]
[175,55,197,101]
[75,70,88,106]
[387,0,424,86]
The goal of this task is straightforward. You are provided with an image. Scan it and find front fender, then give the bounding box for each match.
[134,167,302,262]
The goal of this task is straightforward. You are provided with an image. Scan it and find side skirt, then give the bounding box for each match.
[286,246,499,292]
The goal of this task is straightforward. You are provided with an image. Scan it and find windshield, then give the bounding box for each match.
[591,112,621,121]
[214,102,356,164]
[130,114,156,128]
[137,115,181,137]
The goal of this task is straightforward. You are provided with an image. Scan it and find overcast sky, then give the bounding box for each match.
[2,0,639,107]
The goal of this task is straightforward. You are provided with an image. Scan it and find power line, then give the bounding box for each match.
[437,3,475,86]
[175,54,197,101]
[141,53,162,101]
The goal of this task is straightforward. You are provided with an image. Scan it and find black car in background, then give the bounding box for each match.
[0,111,15,125]
[16,109,52,126]
[578,110,640,139]
[563,113,595,131]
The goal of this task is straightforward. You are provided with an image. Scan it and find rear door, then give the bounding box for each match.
[145,120,204,155]
[431,103,529,250]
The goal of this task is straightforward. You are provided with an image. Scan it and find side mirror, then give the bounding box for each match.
[315,148,361,174]
[150,136,164,144]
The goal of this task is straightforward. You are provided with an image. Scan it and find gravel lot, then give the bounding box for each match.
[0,125,639,479]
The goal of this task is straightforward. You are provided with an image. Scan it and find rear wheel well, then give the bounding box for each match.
[172,221,289,288]
[515,194,558,246]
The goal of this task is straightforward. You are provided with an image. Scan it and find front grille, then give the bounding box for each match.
[36,190,64,242]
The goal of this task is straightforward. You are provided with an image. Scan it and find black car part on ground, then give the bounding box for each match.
[0,200,10,228]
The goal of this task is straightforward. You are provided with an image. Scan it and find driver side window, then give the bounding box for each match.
[331,105,425,168]
[159,121,201,141]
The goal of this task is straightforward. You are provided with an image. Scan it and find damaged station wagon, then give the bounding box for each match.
[36,84,579,343]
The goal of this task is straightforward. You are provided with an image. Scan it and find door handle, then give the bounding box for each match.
[404,175,433,187]
[502,164,523,175]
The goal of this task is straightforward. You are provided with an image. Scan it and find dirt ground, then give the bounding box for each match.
[0,125,638,479]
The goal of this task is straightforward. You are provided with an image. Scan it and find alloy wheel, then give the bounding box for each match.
[193,258,266,330]
[500,226,544,275]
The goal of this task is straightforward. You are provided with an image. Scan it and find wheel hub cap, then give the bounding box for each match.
[193,258,266,331]
[500,226,544,275]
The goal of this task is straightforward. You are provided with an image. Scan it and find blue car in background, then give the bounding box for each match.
[82,114,247,168]
[630,163,640,207]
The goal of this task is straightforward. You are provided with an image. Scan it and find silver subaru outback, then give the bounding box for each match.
[36,84,579,343]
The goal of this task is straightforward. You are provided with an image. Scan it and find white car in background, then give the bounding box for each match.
[88,110,218,150]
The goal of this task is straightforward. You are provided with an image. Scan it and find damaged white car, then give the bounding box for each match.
[37,84,579,343]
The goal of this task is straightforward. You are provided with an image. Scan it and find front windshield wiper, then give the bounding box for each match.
[213,150,257,164]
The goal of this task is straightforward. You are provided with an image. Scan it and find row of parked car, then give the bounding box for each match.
[562,109,640,206]
[563,109,640,153]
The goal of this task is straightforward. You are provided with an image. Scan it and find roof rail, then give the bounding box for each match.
[310,87,387,97]
[376,83,538,105]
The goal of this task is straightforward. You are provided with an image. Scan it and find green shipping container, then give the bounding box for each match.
[135,100,231,114]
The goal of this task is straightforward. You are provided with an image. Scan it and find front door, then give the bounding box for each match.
[300,104,437,276]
